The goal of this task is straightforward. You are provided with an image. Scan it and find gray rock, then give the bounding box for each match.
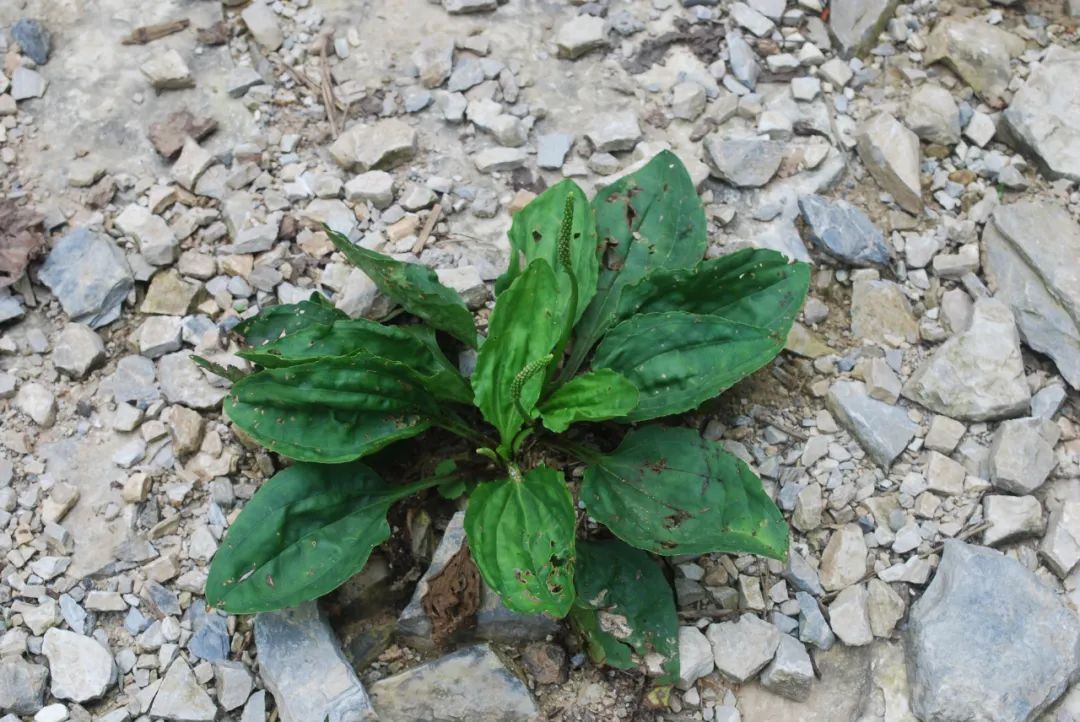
[444,0,498,13]
[537,133,574,169]
[784,552,824,596]
[157,352,226,410]
[370,644,539,721]
[796,591,836,650]
[707,614,781,682]
[115,204,178,265]
[138,316,182,359]
[241,2,283,51]
[828,0,899,57]
[797,195,890,266]
[474,147,528,172]
[0,658,48,714]
[906,84,961,145]
[329,119,417,172]
[255,602,377,722]
[828,585,873,646]
[982,201,1080,388]
[1032,384,1067,419]
[989,417,1059,495]
[727,32,761,90]
[925,18,1025,101]
[102,355,159,405]
[730,2,774,37]
[819,523,869,591]
[982,495,1044,546]
[555,15,608,60]
[240,690,267,722]
[11,66,46,100]
[866,579,905,638]
[215,661,254,712]
[187,601,230,662]
[42,629,116,703]
[12,18,51,65]
[344,171,395,209]
[586,111,641,152]
[826,380,917,468]
[678,626,714,688]
[906,541,1080,722]
[855,113,922,214]
[1040,501,1080,578]
[52,324,106,379]
[226,66,264,98]
[149,658,216,721]
[671,80,707,121]
[447,58,486,93]
[16,382,56,427]
[412,35,454,88]
[760,635,814,701]
[0,289,23,323]
[38,228,133,328]
[140,49,194,91]
[704,136,784,188]
[903,298,1031,422]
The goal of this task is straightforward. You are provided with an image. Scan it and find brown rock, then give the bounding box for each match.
[148,110,218,160]
[521,642,568,685]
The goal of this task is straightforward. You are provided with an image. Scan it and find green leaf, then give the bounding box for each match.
[581,426,788,559]
[615,248,810,334]
[497,179,599,324]
[571,539,679,683]
[537,369,639,433]
[464,465,576,617]
[233,292,347,347]
[191,355,247,383]
[326,229,477,346]
[206,462,432,613]
[237,320,471,404]
[224,355,441,463]
[473,259,568,454]
[592,312,783,421]
[567,151,707,375]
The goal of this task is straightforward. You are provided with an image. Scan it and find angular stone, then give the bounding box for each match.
[537,133,574,170]
[1040,501,1080,578]
[989,417,1059,495]
[140,49,193,90]
[140,270,200,315]
[829,0,899,57]
[982,201,1080,389]
[370,644,538,721]
[1002,47,1080,182]
[828,584,873,646]
[796,591,836,650]
[797,195,890,266]
[412,35,454,89]
[16,382,56,427]
[555,16,608,60]
[344,171,395,209]
[172,139,215,191]
[474,146,527,172]
[138,316,183,359]
[677,626,714,688]
[730,2,774,36]
[826,380,917,468]
[925,18,1025,101]
[115,203,177,265]
[38,228,133,328]
[12,18,51,65]
[215,661,254,712]
[255,602,377,722]
[707,614,781,683]
[586,111,641,153]
[819,523,868,592]
[329,119,417,172]
[671,80,707,121]
[925,415,966,454]
[906,541,1080,722]
[149,658,216,721]
[982,495,1044,546]
[444,0,498,13]
[903,298,1030,422]
[925,450,966,496]
[704,136,784,188]
[905,84,961,145]
[866,579,905,638]
[0,658,48,715]
[760,634,814,701]
[158,352,227,410]
[52,323,106,378]
[241,2,283,50]
[42,629,116,703]
[850,279,918,344]
[11,66,46,100]
[148,110,217,160]
[727,32,761,90]
[856,113,922,214]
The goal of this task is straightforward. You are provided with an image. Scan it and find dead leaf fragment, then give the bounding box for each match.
[421,542,482,647]
[0,200,45,288]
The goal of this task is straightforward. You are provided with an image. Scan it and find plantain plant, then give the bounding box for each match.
[199,151,809,682]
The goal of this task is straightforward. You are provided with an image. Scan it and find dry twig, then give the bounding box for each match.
[122,19,190,45]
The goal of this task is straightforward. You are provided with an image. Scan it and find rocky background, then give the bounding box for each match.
[0,0,1079,720]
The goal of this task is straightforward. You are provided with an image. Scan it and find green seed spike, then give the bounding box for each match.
[557,193,574,272]
[511,353,554,421]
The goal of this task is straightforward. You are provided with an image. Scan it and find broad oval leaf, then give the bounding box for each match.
[497,179,599,323]
[206,462,430,613]
[327,229,477,346]
[615,248,810,334]
[473,259,568,454]
[234,292,347,347]
[238,320,471,404]
[567,151,708,375]
[581,426,788,559]
[592,311,783,421]
[538,369,639,433]
[464,465,576,617]
[570,539,679,683]
[224,355,439,463]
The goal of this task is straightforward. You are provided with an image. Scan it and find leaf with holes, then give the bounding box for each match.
[571,539,679,683]
[581,426,788,558]
[537,369,639,433]
[224,354,441,463]
[327,228,477,346]
[464,465,576,617]
[473,259,568,455]
[238,319,471,404]
[614,248,810,334]
[566,150,708,375]
[497,179,599,324]
[592,312,784,421]
[206,462,435,613]
[233,292,347,347]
